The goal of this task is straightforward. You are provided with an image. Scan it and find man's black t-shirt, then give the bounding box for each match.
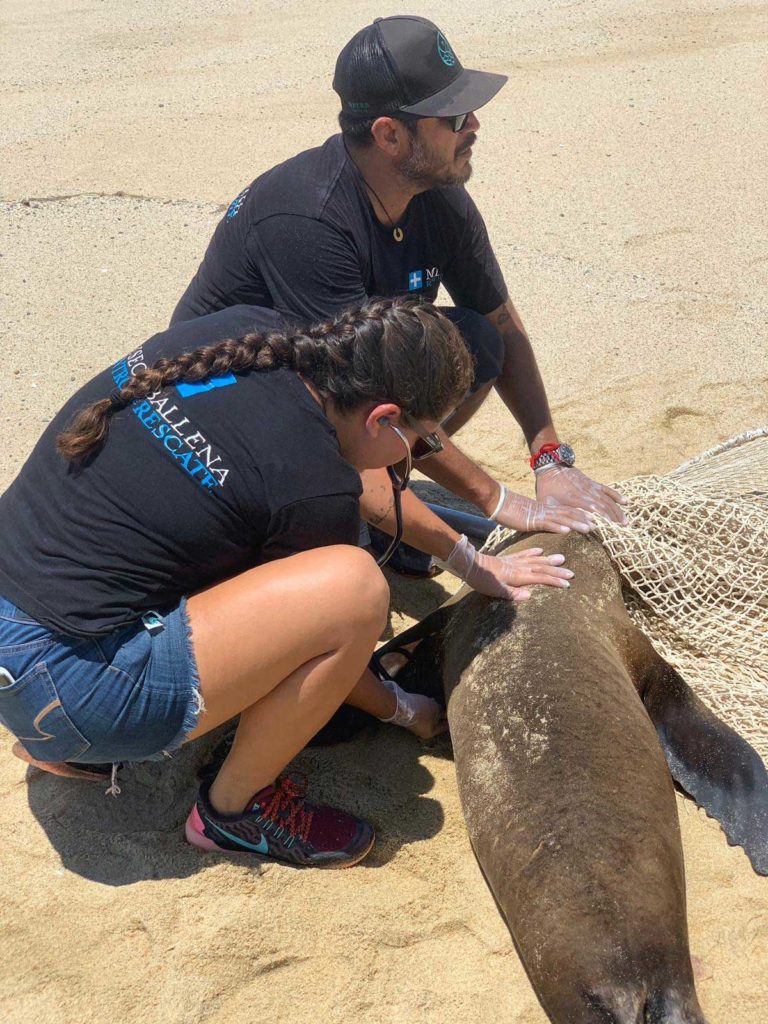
[171,134,508,326]
[0,307,363,638]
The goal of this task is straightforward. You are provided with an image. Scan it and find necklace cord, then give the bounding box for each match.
[343,140,405,242]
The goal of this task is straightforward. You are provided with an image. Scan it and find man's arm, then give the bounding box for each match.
[484,298,558,454]
[361,461,588,559]
[407,431,498,517]
[359,467,577,599]
[439,195,556,454]
[483,299,627,522]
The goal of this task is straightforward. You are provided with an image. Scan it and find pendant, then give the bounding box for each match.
[393,227,404,243]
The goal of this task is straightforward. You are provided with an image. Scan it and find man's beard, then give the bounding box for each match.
[398,132,476,188]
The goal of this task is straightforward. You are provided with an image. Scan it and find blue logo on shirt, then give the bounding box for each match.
[226,188,249,220]
[176,374,237,398]
[408,270,423,291]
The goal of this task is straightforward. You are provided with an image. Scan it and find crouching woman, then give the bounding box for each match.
[0,298,570,868]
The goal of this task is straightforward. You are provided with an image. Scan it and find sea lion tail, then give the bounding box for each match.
[642,660,768,876]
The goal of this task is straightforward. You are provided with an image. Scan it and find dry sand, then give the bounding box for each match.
[1,1,766,1021]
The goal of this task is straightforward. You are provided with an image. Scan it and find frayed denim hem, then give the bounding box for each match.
[160,595,206,757]
[105,598,206,795]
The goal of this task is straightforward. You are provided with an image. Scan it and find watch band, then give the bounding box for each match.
[530,442,576,471]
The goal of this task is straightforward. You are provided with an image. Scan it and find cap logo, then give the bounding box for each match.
[436,32,457,67]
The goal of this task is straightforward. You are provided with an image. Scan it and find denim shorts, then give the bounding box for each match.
[0,594,203,764]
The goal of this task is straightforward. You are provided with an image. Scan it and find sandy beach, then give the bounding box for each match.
[1,1,766,1021]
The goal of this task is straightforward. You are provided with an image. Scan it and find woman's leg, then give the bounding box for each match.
[185,544,388,815]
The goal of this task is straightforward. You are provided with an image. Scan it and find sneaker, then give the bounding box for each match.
[185,773,375,869]
[12,741,119,784]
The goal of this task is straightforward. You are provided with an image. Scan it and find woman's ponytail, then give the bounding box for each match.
[57,329,291,461]
[57,297,474,462]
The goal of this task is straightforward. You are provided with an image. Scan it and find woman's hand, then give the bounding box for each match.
[492,485,594,534]
[445,534,573,602]
[378,677,449,739]
[401,693,449,739]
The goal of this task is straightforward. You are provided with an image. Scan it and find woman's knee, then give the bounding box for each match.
[322,546,389,633]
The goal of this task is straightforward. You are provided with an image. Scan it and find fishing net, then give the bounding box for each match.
[484,429,768,762]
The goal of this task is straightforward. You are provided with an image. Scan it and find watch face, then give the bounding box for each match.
[559,444,576,466]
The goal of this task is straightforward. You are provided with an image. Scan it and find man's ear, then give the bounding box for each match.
[370,117,410,156]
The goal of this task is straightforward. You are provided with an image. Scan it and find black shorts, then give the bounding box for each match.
[437,306,503,392]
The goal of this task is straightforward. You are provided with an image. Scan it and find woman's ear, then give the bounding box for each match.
[365,403,401,436]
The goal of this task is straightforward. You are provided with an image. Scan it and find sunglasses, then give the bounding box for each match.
[396,111,471,133]
[400,411,444,461]
[384,416,443,490]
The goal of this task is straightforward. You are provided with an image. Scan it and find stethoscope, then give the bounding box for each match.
[375,421,412,568]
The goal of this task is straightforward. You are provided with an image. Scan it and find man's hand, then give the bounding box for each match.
[535,466,628,525]
[492,486,594,534]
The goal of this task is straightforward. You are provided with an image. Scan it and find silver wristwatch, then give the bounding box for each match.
[532,443,576,472]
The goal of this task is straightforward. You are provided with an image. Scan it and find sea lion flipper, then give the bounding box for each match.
[643,661,768,875]
[376,601,459,701]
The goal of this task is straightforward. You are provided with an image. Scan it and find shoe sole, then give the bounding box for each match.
[12,741,114,783]
[185,809,375,869]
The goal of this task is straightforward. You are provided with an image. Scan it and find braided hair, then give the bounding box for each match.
[57,297,474,462]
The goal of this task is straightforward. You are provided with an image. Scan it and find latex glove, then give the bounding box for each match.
[535,465,628,525]
[445,534,573,602]
[491,483,594,534]
[378,678,448,739]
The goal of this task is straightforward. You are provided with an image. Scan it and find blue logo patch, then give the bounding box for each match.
[408,270,423,291]
[226,188,249,220]
[436,32,457,67]
[177,373,237,398]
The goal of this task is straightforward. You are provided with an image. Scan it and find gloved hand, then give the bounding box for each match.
[444,534,573,601]
[534,466,628,525]
[490,484,594,534]
[377,678,448,739]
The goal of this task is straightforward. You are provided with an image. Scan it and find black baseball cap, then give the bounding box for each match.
[333,16,507,119]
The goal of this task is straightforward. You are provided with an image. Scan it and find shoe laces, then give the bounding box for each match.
[261,773,313,842]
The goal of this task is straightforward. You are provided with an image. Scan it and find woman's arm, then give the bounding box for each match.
[359,467,459,559]
[344,665,448,740]
[346,666,397,719]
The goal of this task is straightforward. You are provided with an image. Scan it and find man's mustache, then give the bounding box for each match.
[457,133,477,155]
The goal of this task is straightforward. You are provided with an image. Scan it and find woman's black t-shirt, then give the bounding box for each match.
[0,306,363,637]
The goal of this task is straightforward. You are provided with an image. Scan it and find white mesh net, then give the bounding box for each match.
[484,429,768,763]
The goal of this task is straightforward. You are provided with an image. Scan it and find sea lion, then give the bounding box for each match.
[380,530,768,1024]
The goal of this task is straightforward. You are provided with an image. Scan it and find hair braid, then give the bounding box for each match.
[57,297,474,462]
[57,329,284,460]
